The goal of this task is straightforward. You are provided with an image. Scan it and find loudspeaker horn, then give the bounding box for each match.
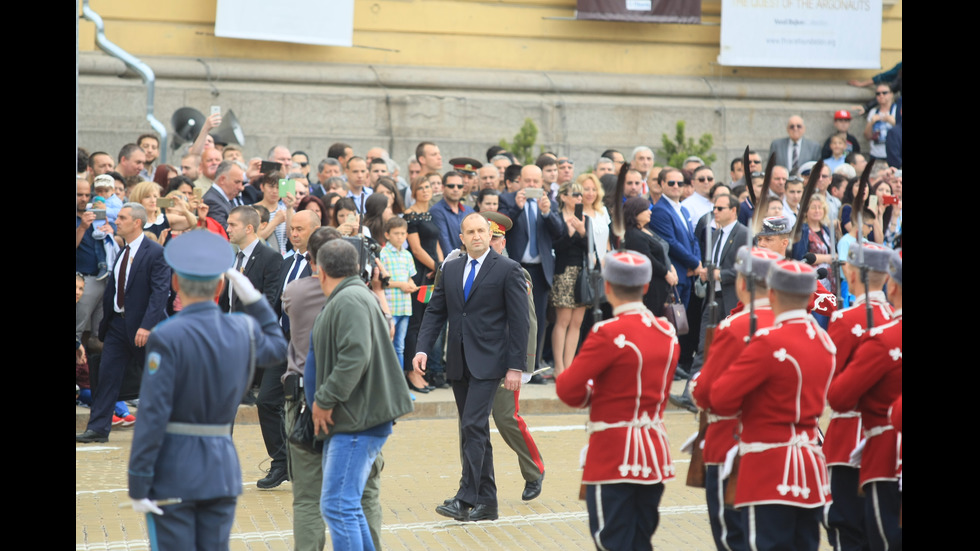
[211,109,246,147]
[170,107,205,150]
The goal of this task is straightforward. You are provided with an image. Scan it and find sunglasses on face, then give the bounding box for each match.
[665,180,683,187]
[697,176,714,183]
[445,184,464,189]
[788,124,803,129]
[714,206,733,211]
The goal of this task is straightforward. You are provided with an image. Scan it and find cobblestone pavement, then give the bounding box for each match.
[77,387,834,550]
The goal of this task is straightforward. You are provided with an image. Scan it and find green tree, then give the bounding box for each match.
[499,118,539,165]
[659,121,716,168]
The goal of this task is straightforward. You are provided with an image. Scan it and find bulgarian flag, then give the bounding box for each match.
[417,285,434,303]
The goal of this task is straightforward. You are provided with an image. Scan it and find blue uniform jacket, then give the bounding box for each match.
[127,299,287,501]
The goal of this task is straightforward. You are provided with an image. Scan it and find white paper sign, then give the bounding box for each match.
[718,0,882,69]
[215,0,354,47]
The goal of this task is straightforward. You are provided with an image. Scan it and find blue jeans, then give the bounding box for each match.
[321,432,388,551]
[392,315,410,369]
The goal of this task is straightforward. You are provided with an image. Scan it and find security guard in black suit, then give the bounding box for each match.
[127,230,287,550]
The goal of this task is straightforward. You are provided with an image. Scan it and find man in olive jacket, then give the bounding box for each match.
[310,239,413,551]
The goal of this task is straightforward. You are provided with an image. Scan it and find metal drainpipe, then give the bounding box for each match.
[80,0,169,164]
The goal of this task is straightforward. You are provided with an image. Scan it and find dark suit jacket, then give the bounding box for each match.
[699,221,748,315]
[274,251,313,318]
[99,237,172,343]
[416,250,530,380]
[219,241,283,312]
[498,191,563,286]
[768,137,822,173]
[203,186,233,229]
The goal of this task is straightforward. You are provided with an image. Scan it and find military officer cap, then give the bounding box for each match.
[602,250,652,287]
[888,248,902,285]
[758,216,792,236]
[735,246,783,283]
[164,229,236,281]
[766,259,817,296]
[846,242,891,273]
[481,211,513,237]
[449,157,482,176]
[798,161,817,177]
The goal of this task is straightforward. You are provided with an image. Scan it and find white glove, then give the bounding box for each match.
[521,372,532,385]
[131,498,164,515]
[224,269,262,306]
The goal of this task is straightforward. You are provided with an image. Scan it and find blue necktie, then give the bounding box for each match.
[463,259,478,301]
[527,201,538,257]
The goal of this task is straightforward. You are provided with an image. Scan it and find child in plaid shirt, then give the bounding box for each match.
[380,217,418,368]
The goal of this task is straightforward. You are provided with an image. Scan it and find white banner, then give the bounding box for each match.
[215,0,354,47]
[718,0,882,69]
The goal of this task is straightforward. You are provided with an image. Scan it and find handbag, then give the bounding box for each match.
[663,287,690,335]
[288,401,324,455]
[574,216,606,305]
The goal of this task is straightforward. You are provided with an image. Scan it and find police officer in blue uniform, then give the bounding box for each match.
[127,230,287,550]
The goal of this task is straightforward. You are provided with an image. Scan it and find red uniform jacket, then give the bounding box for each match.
[823,292,893,466]
[827,310,902,486]
[556,303,679,485]
[711,310,836,508]
[691,300,775,464]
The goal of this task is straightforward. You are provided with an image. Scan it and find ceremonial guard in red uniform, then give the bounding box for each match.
[823,243,894,551]
[711,259,836,551]
[753,216,837,317]
[556,250,679,551]
[828,249,902,551]
[690,246,781,551]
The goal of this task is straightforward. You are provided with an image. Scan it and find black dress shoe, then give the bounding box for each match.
[428,372,450,389]
[468,503,499,522]
[669,393,698,413]
[527,374,546,385]
[257,466,289,489]
[522,472,544,501]
[435,499,470,521]
[76,430,108,443]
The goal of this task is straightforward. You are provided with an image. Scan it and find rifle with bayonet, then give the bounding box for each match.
[853,160,876,329]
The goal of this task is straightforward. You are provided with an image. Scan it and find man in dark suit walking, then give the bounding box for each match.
[220,205,287,489]
[77,203,171,443]
[769,115,822,175]
[498,165,562,374]
[413,213,530,522]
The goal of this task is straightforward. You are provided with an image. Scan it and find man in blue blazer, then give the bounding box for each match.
[77,203,172,442]
[649,168,704,309]
[498,165,562,371]
[414,213,530,522]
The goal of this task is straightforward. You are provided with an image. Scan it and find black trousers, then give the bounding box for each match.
[257,361,288,470]
[451,352,500,507]
[586,483,664,551]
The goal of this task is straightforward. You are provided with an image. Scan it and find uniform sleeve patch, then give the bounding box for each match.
[147,352,162,375]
